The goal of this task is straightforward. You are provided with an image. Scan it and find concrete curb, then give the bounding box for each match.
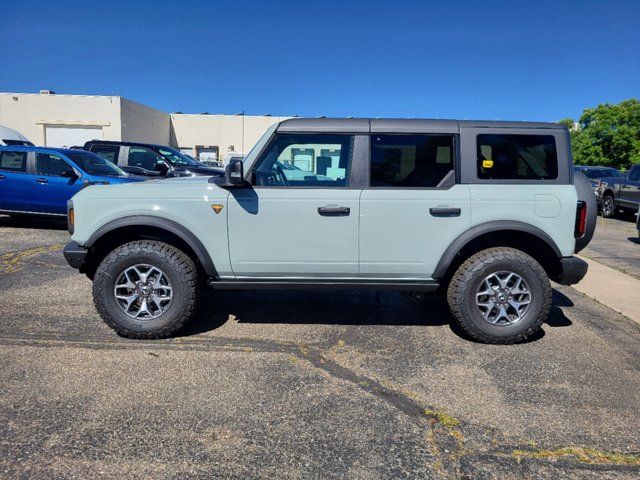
[571,255,640,324]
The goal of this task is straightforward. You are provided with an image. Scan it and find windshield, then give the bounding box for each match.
[3,139,34,146]
[157,147,199,166]
[582,168,624,179]
[242,123,279,170]
[66,151,127,176]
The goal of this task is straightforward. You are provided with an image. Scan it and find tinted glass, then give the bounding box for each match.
[128,147,165,171]
[477,134,558,180]
[628,166,640,181]
[36,153,72,176]
[253,134,352,187]
[91,145,119,163]
[580,168,624,179]
[370,135,454,187]
[158,147,198,166]
[2,140,34,146]
[66,151,125,176]
[0,151,27,172]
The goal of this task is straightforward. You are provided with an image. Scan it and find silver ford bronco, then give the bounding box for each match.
[63,118,596,344]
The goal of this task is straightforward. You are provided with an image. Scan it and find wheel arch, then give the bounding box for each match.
[433,221,563,282]
[84,216,217,279]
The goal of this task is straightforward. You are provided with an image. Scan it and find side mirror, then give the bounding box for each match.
[60,169,79,179]
[225,159,245,186]
[154,162,169,175]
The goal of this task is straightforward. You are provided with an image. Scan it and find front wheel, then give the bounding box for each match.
[93,240,200,339]
[447,247,551,344]
[602,195,616,218]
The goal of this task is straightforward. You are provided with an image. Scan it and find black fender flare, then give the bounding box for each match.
[432,220,562,279]
[85,215,217,277]
[574,172,597,253]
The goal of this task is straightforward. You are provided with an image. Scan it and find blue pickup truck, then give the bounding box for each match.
[0,146,144,217]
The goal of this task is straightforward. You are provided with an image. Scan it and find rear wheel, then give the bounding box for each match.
[93,240,200,339]
[602,195,616,218]
[447,247,551,344]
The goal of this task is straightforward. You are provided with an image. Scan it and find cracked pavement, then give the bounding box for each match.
[0,215,639,479]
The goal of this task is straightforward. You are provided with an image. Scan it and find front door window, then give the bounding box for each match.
[252,134,353,187]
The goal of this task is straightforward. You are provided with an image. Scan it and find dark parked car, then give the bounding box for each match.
[83,140,224,178]
[0,146,144,217]
[573,166,624,186]
[596,164,640,218]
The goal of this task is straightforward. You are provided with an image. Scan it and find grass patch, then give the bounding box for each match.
[424,408,460,429]
[512,447,640,465]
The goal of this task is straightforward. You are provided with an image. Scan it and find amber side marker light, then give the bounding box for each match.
[67,208,75,234]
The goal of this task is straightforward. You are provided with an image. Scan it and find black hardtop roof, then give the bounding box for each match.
[83,140,175,150]
[277,118,566,133]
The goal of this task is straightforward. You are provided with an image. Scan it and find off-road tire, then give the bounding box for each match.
[93,240,200,339]
[447,247,551,344]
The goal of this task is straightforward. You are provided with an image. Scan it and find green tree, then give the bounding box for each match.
[568,99,640,170]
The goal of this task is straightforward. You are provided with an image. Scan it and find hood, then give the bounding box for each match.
[171,165,225,177]
[86,174,146,184]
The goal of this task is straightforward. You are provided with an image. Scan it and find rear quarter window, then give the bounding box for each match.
[477,134,558,180]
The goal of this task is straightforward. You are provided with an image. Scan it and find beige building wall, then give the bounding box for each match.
[170,113,290,158]
[0,92,122,145]
[0,91,291,155]
[121,98,170,144]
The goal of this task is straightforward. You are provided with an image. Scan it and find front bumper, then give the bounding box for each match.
[555,256,588,285]
[63,241,88,270]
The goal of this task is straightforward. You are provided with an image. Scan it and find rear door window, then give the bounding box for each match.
[370,134,454,187]
[0,151,27,172]
[477,134,558,180]
[628,166,640,182]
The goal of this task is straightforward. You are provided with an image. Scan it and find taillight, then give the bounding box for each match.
[575,201,587,238]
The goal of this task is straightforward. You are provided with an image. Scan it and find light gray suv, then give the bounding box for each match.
[64,118,596,344]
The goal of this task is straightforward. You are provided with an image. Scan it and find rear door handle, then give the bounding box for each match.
[318,206,350,216]
[429,207,461,217]
[0,174,5,180]
[36,178,48,184]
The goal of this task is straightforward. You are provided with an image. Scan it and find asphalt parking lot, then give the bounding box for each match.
[1,214,639,479]
[582,215,640,280]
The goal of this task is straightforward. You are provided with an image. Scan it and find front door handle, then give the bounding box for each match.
[0,174,5,180]
[429,207,461,217]
[318,206,350,216]
[36,178,48,184]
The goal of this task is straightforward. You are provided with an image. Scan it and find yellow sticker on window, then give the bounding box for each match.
[482,159,494,169]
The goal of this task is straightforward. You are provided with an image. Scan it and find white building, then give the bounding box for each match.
[0,90,290,161]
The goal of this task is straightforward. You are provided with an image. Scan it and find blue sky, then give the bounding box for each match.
[1,0,638,121]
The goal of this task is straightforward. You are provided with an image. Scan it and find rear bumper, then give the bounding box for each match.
[555,256,588,285]
[63,241,88,270]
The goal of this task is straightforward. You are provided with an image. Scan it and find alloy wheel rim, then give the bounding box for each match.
[113,264,173,320]
[475,271,531,325]
[604,197,613,215]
